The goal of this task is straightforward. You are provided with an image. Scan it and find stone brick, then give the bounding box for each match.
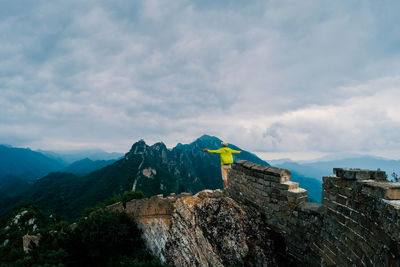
[336,194,348,206]
[252,182,264,191]
[271,193,289,202]
[241,160,257,169]
[262,166,290,177]
[286,188,308,198]
[251,164,269,172]
[342,187,354,198]
[265,203,280,212]
[235,160,248,165]
[275,181,299,190]
[258,179,271,186]
[334,168,386,181]
[288,196,307,205]
[263,174,285,183]
[360,181,400,200]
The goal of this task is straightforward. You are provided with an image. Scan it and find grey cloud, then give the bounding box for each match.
[1,0,400,155]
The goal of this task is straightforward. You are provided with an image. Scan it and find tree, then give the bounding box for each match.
[391,172,399,182]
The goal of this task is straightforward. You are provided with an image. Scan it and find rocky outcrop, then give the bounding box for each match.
[108,190,280,266]
[109,161,400,267]
[22,234,40,253]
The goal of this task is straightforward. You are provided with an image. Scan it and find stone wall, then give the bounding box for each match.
[228,160,400,266]
[227,160,323,265]
[321,169,400,266]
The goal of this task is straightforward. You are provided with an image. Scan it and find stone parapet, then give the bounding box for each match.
[229,163,400,266]
[333,168,387,180]
[230,160,306,210]
[360,180,400,200]
[321,171,400,266]
[228,160,320,265]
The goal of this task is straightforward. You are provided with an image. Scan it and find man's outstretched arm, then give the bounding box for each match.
[203,149,221,153]
[230,149,242,154]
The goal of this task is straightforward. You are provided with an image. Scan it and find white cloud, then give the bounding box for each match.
[231,76,400,154]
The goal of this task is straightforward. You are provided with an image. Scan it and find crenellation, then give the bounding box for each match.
[333,168,386,180]
[227,162,400,266]
[251,164,269,172]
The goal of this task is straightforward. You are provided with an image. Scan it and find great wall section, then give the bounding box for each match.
[109,160,400,266]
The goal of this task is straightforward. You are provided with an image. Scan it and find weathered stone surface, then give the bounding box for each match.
[360,180,400,200]
[241,160,257,169]
[334,168,386,180]
[264,167,291,177]
[109,161,400,267]
[275,181,299,190]
[22,234,40,253]
[110,189,279,266]
[251,164,269,172]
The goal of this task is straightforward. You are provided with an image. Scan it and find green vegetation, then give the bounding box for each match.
[121,191,145,208]
[1,135,271,220]
[84,190,145,216]
[0,199,163,266]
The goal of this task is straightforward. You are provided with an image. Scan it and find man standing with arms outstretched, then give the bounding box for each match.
[203,141,242,188]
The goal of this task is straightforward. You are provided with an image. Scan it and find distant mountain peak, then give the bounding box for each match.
[196,134,221,142]
[75,158,93,163]
[129,139,148,154]
[151,142,167,151]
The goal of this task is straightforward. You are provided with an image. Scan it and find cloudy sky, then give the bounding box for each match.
[1,0,400,160]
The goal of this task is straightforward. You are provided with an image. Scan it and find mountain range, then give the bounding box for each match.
[60,158,118,175]
[3,136,397,218]
[0,144,124,181]
[0,145,64,182]
[0,135,271,218]
[38,149,123,164]
[0,145,122,217]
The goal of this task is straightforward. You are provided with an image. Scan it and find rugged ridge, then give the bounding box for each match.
[18,136,269,218]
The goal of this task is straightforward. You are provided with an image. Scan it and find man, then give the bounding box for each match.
[203,141,241,188]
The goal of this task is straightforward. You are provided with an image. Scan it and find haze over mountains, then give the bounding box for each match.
[0,144,123,180]
[61,158,118,175]
[1,135,398,219]
[268,155,400,203]
[274,155,399,182]
[25,135,273,218]
[0,145,64,182]
[0,135,270,218]
[0,145,123,217]
[38,149,123,164]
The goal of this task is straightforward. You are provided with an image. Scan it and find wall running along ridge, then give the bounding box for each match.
[228,160,400,266]
[109,160,400,266]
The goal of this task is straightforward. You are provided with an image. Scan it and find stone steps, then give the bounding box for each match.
[287,188,308,198]
[276,181,299,190]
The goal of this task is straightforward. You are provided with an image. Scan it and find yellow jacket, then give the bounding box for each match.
[207,147,241,165]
